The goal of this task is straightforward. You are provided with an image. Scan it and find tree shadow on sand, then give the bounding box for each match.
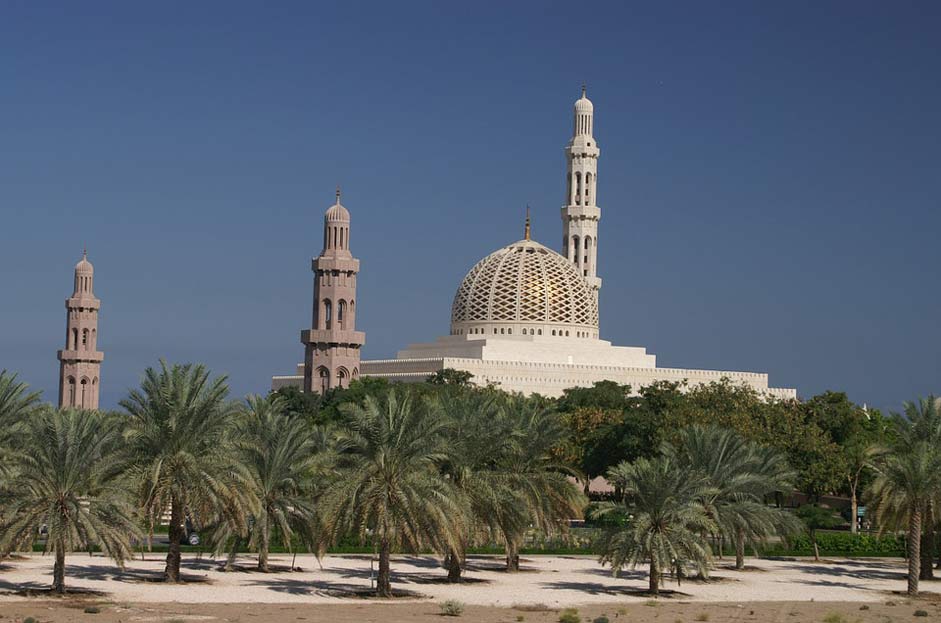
[245,576,424,599]
[539,579,690,598]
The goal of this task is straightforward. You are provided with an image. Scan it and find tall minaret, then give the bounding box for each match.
[57,250,104,410]
[561,86,602,302]
[300,188,366,394]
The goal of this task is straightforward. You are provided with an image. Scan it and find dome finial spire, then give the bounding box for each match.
[335,185,341,202]
[524,205,531,241]
[581,83,586,98]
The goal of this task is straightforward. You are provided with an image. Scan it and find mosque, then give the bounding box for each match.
[272,88,796,399]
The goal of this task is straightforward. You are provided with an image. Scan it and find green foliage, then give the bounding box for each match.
[119,360,253,582]
[427,368,474,386]
[84,606,102,614]
[23,617,37,623]
[0,408,139,593]
[821,613,847,623]
[763,530,905,557]
[316,389,464,596]
[439,600,465,616]
[558,608,581,623]
[592,616,610,623]
[593,456,716,594]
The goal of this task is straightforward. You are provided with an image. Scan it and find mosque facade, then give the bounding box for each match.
[273,89,796,399]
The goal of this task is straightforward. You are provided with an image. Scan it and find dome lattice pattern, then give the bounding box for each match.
[451,239,598,332]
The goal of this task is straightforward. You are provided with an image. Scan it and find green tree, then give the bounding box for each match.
[868,396,941,593]
[663,426,801,569]
[120,361,254,582]
[0,370,41,476]
[427,368,475,386]
[316,389,464,597]
[795,504,842,562]
[592,456,716,595]
[236,394,327,572]
[495,396,586,572]
[270,385,324,424]
[0,408,138,593]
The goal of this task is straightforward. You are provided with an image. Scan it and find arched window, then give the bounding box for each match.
[67,377,76,407]
[338,300,346,329]
[538,329,542,335]
[337,367,349,389]
[585,172,592,203]
[340,227,345,249]
[572,236,580,264]
[91,329,97,349]
[323,299,332,330]
[552,330,556,336]
[82,328,89,348]
[80,378,88,408]
[508,328,512,335]
[71,328,78,350]
[575,172,582,205]
[318,367,329,394]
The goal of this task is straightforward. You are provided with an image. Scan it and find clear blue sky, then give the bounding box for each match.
[2,2,939,412]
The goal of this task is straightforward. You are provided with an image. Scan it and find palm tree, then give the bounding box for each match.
[495,397,586,572]
[0,370,41,478]
[662,426,801,569]
[869,440,941,595]
[234,394,327,572]
[0,408,138,593]
[316,389,465,597]
[593,456,716,595]
[120,361,254,582]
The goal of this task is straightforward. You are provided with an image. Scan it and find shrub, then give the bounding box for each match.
[559,609,581,623]
[822,614,847,623]
[914,611,928,618]
[592,616,610,623]
[695,614,709,622]
[764,531,904,557]
[24,618,37,623]
[516,617,525,622]
[440,600,465,617]
[84,606,102,614]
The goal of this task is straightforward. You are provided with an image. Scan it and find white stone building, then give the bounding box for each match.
[273,88,795,400]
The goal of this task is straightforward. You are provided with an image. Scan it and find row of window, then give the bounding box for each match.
[320,298,355,331]
[68,327,96,350]
[314,365,359,392]
[65,376,98,408]
[567,170,594,205]
[452,326,594,338]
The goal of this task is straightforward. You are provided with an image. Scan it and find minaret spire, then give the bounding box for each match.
[524,205,531,240]
[562,85,602,303]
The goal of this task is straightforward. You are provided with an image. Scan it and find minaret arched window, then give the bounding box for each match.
[318,367,329,394]
[585,172,592,203]
[323,299,332,330]
[575,172,582,205]
[82,328,89,348]
[337,367,348,389]
[68,377,76,407]
[337,300,346,329]
[80,378,88,408]
[72,328,78,350]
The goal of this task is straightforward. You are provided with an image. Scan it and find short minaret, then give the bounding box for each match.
[300,188,366,394]
[561,85,602,301]
[57,250,104,410]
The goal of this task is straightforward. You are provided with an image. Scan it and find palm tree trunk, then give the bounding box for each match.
[920,503,934,581]
[649,556,660,596]
[165,498,183,583]
[52,546,66,594]
[446,548,463,582]
[811,530,820,562]
[907,505,922,596]
[258,513,270,573]
[505,538,520,573]
[225,536,241,571]
[735,529,746,570]
[849,483,858,534]
[377,535,392,598]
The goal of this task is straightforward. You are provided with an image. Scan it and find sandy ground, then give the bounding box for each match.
[3,599,941,623]
[1,553,936,609]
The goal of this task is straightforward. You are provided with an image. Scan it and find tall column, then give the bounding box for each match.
[57,250,104,410]
[561,86,602,303]
[300,188,366,394]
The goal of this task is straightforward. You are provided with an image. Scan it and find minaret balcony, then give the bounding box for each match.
[561,205,601,220]
[57,349,104,363]
[300,329,366,347]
